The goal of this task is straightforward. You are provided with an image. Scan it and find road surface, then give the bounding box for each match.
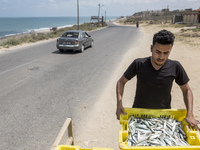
[0,22,141,150]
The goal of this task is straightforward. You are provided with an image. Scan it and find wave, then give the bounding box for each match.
[0,16,119,39]
[0,24,74,39]
[28,24,74,32]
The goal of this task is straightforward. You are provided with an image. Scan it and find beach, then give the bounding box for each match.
[0,22,200,149]
[0,16,119,40]
[0,28,52,45]
[0,20,110,49]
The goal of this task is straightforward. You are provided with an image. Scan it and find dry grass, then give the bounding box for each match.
[0,22,106,48]
[136,19,200,46]
[175,28,200,46]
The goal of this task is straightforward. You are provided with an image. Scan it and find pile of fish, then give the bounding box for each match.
[127,116,190,146]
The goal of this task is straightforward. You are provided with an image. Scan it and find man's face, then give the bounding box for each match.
[151,42,172,67]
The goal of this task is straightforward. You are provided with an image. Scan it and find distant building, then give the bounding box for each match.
[133,7,170,19]
[185,8,193,11]
[162,8,169,12]
[134,10,151,18]
[133,7,200,24]
[172,15,183,24]
[179,8,200,23]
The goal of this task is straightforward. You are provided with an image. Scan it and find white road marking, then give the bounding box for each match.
[0,59,37,75]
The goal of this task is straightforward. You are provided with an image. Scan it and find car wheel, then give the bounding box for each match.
[80,45,84,53]
[90,41,94,48]
[59,49,64,52]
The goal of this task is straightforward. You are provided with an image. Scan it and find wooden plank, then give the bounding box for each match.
[51,118,73,150]
[66,137,74,145]
[197,124,200,131]
[68,119,74,145]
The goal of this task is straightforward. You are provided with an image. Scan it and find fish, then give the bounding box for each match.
[127,115,190,146]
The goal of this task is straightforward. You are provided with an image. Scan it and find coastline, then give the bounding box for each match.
[0,21,110,51]
[0,30,46,45]
[0,18,119,48]
[0,24,73,39]
[0,23,102,49]
[0,25,73,45]
[0,16,119,39]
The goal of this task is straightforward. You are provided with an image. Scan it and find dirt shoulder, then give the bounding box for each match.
[73,22,200,150]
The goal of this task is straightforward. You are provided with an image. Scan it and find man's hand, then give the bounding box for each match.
[186,115,198,130]
[116,75,129,120]
[180,83,198,130]
[116,105,125,120]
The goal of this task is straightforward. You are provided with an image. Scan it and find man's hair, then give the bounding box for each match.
[153,30,175,46]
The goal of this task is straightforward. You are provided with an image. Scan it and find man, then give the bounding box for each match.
[136,21,139,28]
[116,30,198,129]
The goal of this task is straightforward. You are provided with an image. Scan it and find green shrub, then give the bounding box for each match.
[180,29,187,33]
[19,35,31,43]
[174,24,187,28]
[1,38,20,47]
[0,22,105,48]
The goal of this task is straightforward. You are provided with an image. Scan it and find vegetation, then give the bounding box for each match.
[123,17,138,24]
[118,16,200,46]
[180,28,200,33]
[0,22,106,48]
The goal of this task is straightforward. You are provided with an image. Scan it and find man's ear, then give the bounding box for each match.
[150,45,153,52]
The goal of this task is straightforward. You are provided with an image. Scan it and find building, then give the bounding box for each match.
[179,7,200,23]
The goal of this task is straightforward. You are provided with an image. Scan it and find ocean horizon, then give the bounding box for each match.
[0,16,119,38]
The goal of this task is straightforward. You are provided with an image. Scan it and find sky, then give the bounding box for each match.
[0,0,200,17]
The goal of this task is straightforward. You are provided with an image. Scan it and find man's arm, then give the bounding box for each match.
[180,83,198,130]
[116,75,129,120]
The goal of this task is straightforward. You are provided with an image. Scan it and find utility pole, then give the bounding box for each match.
[166,5,169,23]
[77,0,79,30]
[105,10,106,22]
[98,3,104,27]
[98,3,100,27]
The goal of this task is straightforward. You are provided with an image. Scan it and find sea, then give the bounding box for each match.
[0,16,119,38]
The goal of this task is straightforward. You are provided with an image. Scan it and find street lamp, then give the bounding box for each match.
[98,3,104,27]
[77,0,79,30]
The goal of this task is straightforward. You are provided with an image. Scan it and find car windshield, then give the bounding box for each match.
[62,32,79,38]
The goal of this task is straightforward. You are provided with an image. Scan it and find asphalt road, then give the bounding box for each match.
[0,22,141,150]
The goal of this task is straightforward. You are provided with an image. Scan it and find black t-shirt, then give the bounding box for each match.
[124,57,189,109]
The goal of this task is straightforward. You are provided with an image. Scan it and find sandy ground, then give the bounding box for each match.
[1,23,200,150]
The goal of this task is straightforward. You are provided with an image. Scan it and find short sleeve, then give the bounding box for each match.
[124,60,138,80]
[175,62,189,86]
